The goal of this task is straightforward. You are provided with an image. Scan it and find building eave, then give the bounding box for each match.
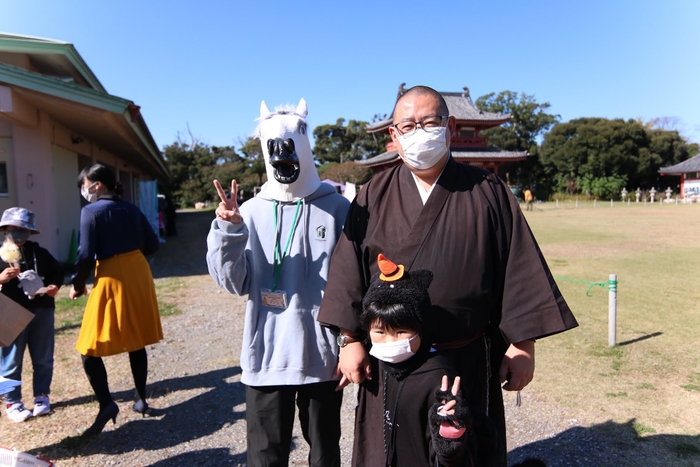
[358,149,528,168]
[0,63,169,181]
[0,33,106,92]
[366,118,393,133]
[659,153,700,175]
[0,63,123,112]
[451,149,528,162]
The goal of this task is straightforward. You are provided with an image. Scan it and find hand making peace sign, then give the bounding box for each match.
[437,375,467,439]
[213,179,242,224]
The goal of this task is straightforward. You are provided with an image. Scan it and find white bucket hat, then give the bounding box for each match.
[0,207,40,234]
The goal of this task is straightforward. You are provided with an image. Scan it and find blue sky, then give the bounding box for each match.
[2,0,699,150]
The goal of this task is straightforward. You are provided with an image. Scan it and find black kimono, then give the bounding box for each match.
[354,351,497,467]
[319,157,578,466]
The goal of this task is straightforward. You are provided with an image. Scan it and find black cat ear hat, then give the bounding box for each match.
[361,254,435,341]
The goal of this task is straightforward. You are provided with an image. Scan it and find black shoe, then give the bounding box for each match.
[132,399,153,417]
[83,401,118,436]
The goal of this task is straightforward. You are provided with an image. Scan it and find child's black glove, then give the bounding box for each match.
[429,375,471,458]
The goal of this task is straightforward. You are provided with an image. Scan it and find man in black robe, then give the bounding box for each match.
[318,85,578,466]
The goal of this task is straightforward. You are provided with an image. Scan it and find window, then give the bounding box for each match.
[0,162,8,196]
[459,126,475,138]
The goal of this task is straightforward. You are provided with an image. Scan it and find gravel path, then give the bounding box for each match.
[1,210,697,466]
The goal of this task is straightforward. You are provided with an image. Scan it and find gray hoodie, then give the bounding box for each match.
[206,182,350,386]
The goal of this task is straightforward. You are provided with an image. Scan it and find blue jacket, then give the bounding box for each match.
[71,196,159,290]
[206,182,350,386]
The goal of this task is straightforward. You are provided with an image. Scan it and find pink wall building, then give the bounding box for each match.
[0,33,168,261]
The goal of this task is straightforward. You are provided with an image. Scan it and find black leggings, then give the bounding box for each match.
[81,348,148,408]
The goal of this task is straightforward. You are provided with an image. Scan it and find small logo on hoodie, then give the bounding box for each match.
[316,225,327,240]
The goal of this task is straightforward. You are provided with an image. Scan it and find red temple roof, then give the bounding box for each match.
[359,85,527,171]
[366,87,510,133]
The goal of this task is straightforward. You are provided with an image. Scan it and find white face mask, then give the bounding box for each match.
[369,334,418,364]
[6,229,31,245]
[81,183,98,203]
[396,127,448,170]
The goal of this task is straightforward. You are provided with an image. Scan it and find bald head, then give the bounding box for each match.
[392,86,449,122]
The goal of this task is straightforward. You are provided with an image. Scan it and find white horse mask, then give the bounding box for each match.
[257,98,321,202]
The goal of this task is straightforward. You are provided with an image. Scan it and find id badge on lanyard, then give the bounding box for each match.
[261,199,300,309]
[260,289,288,308]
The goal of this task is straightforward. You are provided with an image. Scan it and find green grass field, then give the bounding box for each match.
[522,200,700,436]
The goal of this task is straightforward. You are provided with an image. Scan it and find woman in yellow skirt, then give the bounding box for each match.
[69,164,162,436]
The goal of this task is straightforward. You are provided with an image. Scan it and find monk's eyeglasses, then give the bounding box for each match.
[392,115,448,136]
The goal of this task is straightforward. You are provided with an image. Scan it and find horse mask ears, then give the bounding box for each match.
[296,98,308,118]
[260,101,272,120]
[260,99,307,119]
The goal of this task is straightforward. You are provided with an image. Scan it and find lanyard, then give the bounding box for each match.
[272,199,301,291]
[18,245,38,273]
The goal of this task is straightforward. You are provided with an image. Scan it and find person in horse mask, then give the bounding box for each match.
[206,98,350,467]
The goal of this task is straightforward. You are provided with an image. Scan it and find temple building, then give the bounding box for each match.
[659,153,700,201]
[358,85,527,174]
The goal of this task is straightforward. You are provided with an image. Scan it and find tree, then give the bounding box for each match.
[212,145,243,165]
[577,173,628,200]
[206,145,245,200]
[475,91,560,196]
[476,91,559,153]
[313,117,390,165]
[237,136,267,192]
[317,161,373,185]
[163,128,248,207]
[163,139,217,208]
[540,117,696,196]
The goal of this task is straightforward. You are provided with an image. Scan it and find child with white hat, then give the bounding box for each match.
[0,207,63,422]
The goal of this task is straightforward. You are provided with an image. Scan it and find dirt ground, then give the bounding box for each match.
[1,209,698,466]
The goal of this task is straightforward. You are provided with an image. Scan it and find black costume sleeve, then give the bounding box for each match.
[38,246,64,287]
[71,207,96,291]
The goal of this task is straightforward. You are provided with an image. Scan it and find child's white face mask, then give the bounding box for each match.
[369,334,418,364]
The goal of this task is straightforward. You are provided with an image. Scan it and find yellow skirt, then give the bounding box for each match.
[76,250,163,357]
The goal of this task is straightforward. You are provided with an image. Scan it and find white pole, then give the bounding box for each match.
[610,199,613,208]
[628,199,630,207]
[594,199,597,208]
[575,199,578,209]
[556,199,559,209]
[608,274,617,347]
